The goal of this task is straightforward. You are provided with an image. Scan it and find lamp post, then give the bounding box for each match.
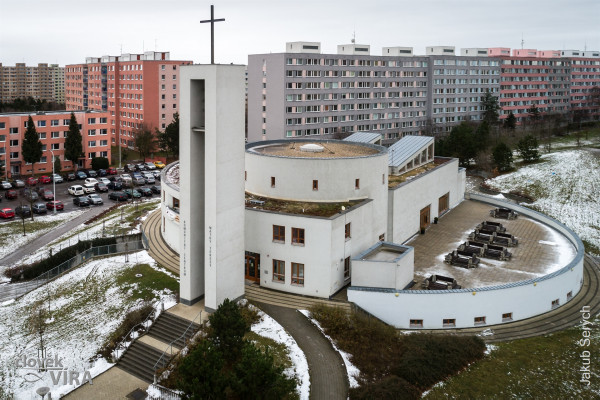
[50,150,56,214]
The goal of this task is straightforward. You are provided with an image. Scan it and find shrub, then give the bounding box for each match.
[517,135,541,163]
[91,156,109,170]
[98,302,154,359]
[208,298,249,363]
[350,375,420,400]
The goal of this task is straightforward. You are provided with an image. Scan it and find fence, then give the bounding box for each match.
[2,241,145,301]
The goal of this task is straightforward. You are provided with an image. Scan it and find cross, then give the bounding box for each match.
[200,5,225,64]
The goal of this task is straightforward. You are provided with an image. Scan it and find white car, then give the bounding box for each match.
[82,183,96,194]
[99,177,111,185]
[84,178,99,186]
[52,174,64,183]
[1,181,12,190]
[143,172,155,184]
[68,185,85,196]
[145,162,157,170]
[87,194,104,205]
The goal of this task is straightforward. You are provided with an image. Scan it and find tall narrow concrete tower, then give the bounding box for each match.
[179,65,246,311]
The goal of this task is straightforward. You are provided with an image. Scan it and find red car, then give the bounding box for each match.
[46,200,64,211]
[0,208,15,219]
[107,167,118,175]
[41,190,54,201]
[26,177,38,186]
[4,190,17,200]
[39,175,52,184]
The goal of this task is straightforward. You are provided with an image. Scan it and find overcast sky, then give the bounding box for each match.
[1,0,598,66]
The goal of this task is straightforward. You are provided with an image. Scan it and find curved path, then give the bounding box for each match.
[142,209,179,274]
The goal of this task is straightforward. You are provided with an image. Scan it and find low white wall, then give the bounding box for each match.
[161,162,181,253]
[349,195,585,329]
[352,246,414,290]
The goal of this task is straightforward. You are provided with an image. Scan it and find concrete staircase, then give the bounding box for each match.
[117,312,201,383]
[245,283,352,312]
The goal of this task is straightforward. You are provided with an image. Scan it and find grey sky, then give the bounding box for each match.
[0,0,598,66]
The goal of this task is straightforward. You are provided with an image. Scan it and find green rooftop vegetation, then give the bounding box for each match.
[245,193,364,217]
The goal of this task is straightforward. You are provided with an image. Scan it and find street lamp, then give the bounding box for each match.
[50,150,56,214]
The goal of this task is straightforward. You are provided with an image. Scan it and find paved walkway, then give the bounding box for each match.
[62,366,148,400]
[257,302,349,400]
[142,210,179,274]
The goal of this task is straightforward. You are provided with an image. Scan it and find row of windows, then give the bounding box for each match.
[272,225,304,244]
[272,260,304,285]
[285,58,429,68]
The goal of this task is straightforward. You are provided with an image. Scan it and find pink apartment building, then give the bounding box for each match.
[65,52,192,150]
[0,110,110,178]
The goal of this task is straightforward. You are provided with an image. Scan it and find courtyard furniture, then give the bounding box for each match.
[463,241,512,261]
[490,207,518,220]
[475,221,507,233]
[422,274,461,290]
[444,251,480,268]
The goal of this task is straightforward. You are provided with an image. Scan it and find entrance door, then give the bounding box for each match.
[420,205,431,231]
[245,252,260,282]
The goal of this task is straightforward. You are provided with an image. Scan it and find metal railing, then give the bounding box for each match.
[153,310,204,384]
[147,383,182,400]
[112,302,162,362]
[4,241,144,300]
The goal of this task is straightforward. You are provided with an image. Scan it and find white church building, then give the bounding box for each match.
[160,64,584,328]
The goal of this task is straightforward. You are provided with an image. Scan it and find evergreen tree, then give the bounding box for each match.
[64,112,83,171]
[504,112,517,130]
[177,340,228,399]
[517,135,541,163]
[133,124,155,160]
[157,113,179,160]
[208,298,249,363]
[53,156,62,174]
[527,104,541,122]
[22,116,43,175]
[481,90,500,125]
[492,142,513,172]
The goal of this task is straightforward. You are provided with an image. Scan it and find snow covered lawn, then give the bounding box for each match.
[486,149,600,255]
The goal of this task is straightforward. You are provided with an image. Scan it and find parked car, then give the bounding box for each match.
[11,179,25,188]
[95,182,108,193]
[40,190,54,201]
[88,170,98,177]
[152,171,161,180]
[38,175,52,184]
[26,177,38,186]
[68,185,85,196]
[98,169,107,177]
[84,178,99,186]
[108,191,128,201]
[150,185,161,194]
[22,188,38,201]
[82,183,96,194]
[142,173,155,184]
[5,189,18,200]
[107,181,123,190]
[124,189,142,199]
[73,196,90,207]
[107,167,118,175]
[124,164,135,172]
[1,181,12,190]
[65,172,76,181]
[87,194,104,205]
[0,208,15,219]
[32,203,48,214]
[132,177,146,186]
[99,177,111,185]
[76,171,87,180]
[135,163,147,172]
[52,174,64,183]
[15,205,32,217]
[138,187,153,197]
[46,200,64,211]
[145,162,157,170]
[154,160,166,169]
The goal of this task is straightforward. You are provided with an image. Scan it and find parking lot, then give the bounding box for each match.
[1,177,162,222]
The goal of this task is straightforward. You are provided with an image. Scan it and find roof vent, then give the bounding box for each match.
[299,143,324,153]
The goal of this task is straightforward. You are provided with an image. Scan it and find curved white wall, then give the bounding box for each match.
[349,194,585,329]
[161,162,181,253]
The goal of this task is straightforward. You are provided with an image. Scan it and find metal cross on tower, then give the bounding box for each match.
[200,4,225,64]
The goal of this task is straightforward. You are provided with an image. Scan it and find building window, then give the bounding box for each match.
[88,118,96,124]
[0,122,5,129]
[355,178,360,189]
[567,291,573,301]
[244,171,247,181]
[9,127,18,134]
[273,260,285,282]
[291,263,304,286]
[292,228,305,245]
[173,84,176,89]
[502,313,513,322]
[379,233,385,241]
[37,120,46,127]
[409,319,423,328]
[443,319,456,327]
[51,120,59,126]
[345,223,351,239]
[10,152,19,159]
[551,299,560,309]
[439,192,450,214]
[9,139,18,147]
[271,176,275,187]
[273,225,285,242]
[312,180,318,190]
[474,316,486,325]
[51,131,60,138]
[51,143,59,150]
[344,257,350,279]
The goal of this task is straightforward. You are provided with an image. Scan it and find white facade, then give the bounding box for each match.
[337,44,371,55]
[286,42,321,54]
[460,48,489,57]
[426,46,455,55]
[349,193,585,329]
[161,163,180,253]
[382,47,414,57]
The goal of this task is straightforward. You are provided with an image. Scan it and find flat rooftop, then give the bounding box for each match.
[248,141,380,158]
[245,193,365,217]
[362,247,406,262]
[407,200,576,289]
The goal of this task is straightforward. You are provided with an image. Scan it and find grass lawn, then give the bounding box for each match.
[424,315,600,399]
[115,263,179,302]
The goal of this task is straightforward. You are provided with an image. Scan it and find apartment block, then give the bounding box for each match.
[65,52,192,148]
[0,63,65,103]
[563,50,600,120]
[248,42,501,144]
[0,110,110,177]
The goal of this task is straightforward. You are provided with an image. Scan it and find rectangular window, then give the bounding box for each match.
[551,299,560,309]
[439,193,450,214]
[345,223,351,239]
[51,143,59,150]
[10,152,19,159]
[88,141,96,147]
[355,179,360,189]
[273,225,285,242]
[51,131,60,138]
[9,127,18,134]
[271,176,275,187]
[312,180,318,190]
[273,259,285,282]
[502,313,513,322]
[37,120,46,127]
[443,319,456,327]
[344,257,350,279]
[51,120,59,126]
[291,263,304,286]
[409,319,423,328]
[173,197,180,209]
[567,291,573,301]
[0,122,5,129]
[379,233,385,241]
[292,228,305,245]
[474,316,486,325]
[63,119,70,126]
[88,118,96,124]
[9,139,19,146]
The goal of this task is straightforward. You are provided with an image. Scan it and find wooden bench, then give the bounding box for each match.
[464,241,512,261]
[444,251,480,268]
[475,221,507,233]
[490,207,518,220]
[470,230,518,247]
[422,274,461,290]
